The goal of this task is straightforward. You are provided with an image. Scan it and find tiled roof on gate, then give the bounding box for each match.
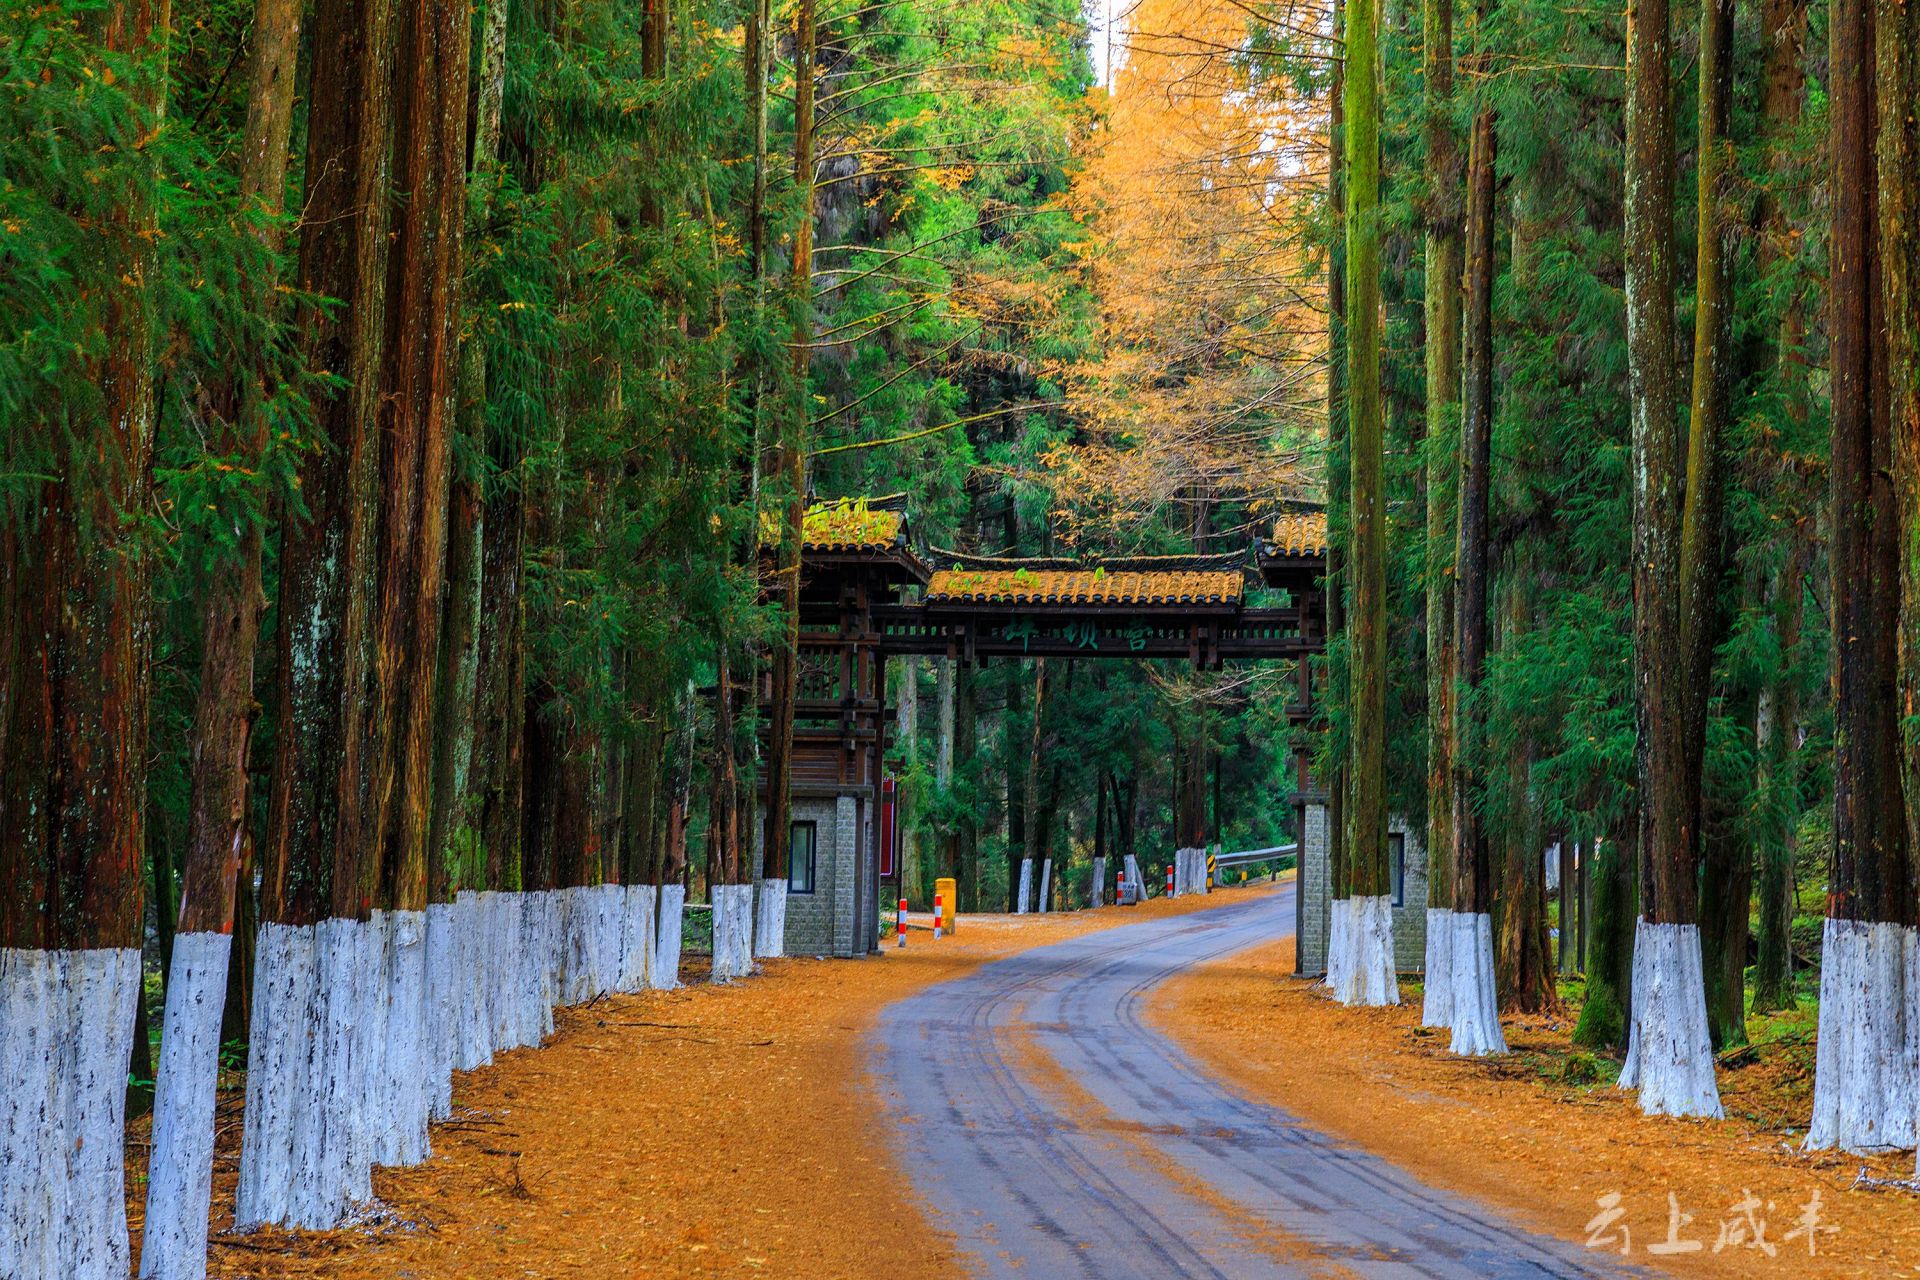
[1268,511,1328,558]
[925,564,1245,607]
[799,495,907,551]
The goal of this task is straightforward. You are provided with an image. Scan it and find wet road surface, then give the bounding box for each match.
[872,885,1631,1278]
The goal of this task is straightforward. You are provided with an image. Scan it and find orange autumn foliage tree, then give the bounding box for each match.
[1044,0,1327,536]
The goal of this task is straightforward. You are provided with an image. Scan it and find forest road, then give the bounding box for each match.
[872,884,1634,1279]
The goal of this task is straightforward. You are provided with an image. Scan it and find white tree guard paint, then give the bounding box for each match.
[378,909,430,1168]
[423,901,458,1120]
[1090,856,1107,908]
[606,884,628,988]
[1015,858,1034,912]
[291,915,369,1228]
[2,947,58,1280]
[2,947,141,1280]
[528,890,550,1042]
[1172,847,1208,895]
[1331,895,1399,1007]
[1446,911,1506,1056]
[140,931,234,1280]
[1619,920,1724,1119]
[493,891,527,1051]
[754,879,788,959]
[1122,854,1144,903]
[654,883,687,989]
[1806,918,1917,1152]
[236,921,316,1228]
[1324,896,1353,992]
[454,891,491,1071]
[1038,859,1052,913]
[622,884,658,990]
[710,883,756,982]
[1420,907,1455,1029]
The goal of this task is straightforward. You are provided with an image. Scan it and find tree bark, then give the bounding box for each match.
[1880,0,1920,950]
[763,0,818,886]
[1450,103,1495,920]
[373,0,471,915]
[1624,0,1694,928]
[426,0,510,901]
[1571,823,1637,1049]
[1422,0,1461,921]
[1749,0,1809,1018]
[1829,0,1906,930]
[1344,0,1390,901]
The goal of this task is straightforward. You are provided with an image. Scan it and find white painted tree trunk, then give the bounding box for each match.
[598,883,625,997]
[653,883,686,989]
[1332,895,1399,1006]
[1324,896,1352,992]
[140,932,232,1280]
[1619,919,1724,1118]
[1123,854,1143,903]
[1806,917,1916,1151]
[377,909,430,1168]
[710,883,756,981]
[1015,858,1033,912]
[454,891,491,1070]
[754,878,788,958]
[621,883,657,991]
[1038,859,1052,912]
[1446,911,1505,1055]
[520,890,553,1044]
[563,886,596,1005]
[1420,907,1455,1029]
[423,901,458,1119]
[1090,855,1107,907]
[1,947,141,1280]
[236,921,315,1228]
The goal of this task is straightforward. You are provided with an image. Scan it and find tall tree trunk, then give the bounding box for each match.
[1420,0,1462,1027]
[1808,0,1908,1152]
[1619,0,1722,1117]
[1880,0,1920,1145]
[1495,562,1556,1013]
[1749,0,1809,1018]
[1699,684,1757,1048]
[141,0,302,1263]
[427,0,511,902]
[1883,0,1920,1173]
[1340,0,1394,1007]
[763,0,818,889]
[375,0,472,917]
[1681,0,1741,1053]
[1571,822,1638,1049]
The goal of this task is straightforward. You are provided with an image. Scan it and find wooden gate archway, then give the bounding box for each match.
[757,495,1329,957]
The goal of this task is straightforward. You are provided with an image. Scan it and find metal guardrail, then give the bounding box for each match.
[1211,842,1298,868]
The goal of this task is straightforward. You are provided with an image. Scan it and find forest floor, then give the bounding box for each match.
[123,880,1284,1280]
[1151,936,1920,1279]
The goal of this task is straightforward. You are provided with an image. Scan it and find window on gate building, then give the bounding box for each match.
[1390,832,1406,907]
[790,822,818,894]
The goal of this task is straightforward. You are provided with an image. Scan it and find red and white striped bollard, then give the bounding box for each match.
[934,892,944,940]
[897,897,907,947]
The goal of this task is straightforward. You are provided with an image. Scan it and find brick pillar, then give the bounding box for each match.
[1299,802,1330,976]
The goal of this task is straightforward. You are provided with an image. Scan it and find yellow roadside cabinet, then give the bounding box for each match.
[935,876,958,934]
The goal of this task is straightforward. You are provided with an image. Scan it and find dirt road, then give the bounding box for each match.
[873,884,1631,1278]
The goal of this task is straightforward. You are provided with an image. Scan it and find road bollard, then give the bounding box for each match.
[1165,864,1175,898]
[934,892,944,940]
[898,897,907,947]
[1116,868,1124,906]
